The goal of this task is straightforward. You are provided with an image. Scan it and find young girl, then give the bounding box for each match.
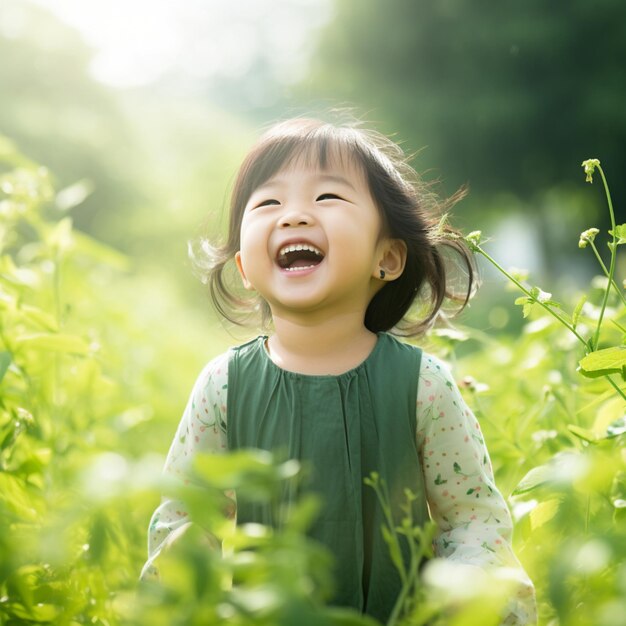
[143,118,536,624]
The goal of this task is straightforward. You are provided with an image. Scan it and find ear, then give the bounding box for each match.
[234,251,254,290]
[375,238,407,281]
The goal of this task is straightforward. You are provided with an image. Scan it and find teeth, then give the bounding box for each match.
[284,265,316,272]
[278,243,323,257]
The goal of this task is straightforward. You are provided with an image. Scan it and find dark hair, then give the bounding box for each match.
[191,117,477,337]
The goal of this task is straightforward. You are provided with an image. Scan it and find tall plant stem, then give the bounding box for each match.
[588,241,626,307]
[475,242,626,402]
[388,548,420,626]
[592,165,618,350]
[606,375,626,403]
[475,246,588,347]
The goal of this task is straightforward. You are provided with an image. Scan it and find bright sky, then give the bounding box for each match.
[28,0,332,88]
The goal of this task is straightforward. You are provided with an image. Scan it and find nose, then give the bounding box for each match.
[277,207,314,228]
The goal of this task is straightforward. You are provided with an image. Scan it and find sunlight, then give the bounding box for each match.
[29,0,332,88]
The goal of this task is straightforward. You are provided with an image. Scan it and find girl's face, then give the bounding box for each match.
[235,156,397,321]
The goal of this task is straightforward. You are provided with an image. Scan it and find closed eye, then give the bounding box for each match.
[255,198,281,208]
[316,193,344,201]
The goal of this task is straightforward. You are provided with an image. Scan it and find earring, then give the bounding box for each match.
[379,269,386,279]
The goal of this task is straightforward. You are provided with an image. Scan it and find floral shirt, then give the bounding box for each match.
[143,350,537,625]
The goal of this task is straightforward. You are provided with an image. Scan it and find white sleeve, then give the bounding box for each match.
[140,351,229,580]
[416,352,537,625]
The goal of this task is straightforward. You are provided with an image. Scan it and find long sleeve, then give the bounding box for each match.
[416,353,537,625]
[140,351,230,580]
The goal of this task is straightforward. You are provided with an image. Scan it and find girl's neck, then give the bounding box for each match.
[267,311,378,376]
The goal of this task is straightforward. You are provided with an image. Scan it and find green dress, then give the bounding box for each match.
[227,333,429,622]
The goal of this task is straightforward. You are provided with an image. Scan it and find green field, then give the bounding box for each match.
[1,137,624,625]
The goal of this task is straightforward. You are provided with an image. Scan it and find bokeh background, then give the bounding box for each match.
[1,2,626,624]
[3,0,625,317]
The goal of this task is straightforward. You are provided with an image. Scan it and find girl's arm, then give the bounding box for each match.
[416,353,537,626]
[140,351,230,581]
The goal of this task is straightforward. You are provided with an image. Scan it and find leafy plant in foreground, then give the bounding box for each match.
[456,159,626,626]
[465,159,626,398]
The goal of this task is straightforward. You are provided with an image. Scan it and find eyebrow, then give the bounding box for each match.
[257,173,357,192]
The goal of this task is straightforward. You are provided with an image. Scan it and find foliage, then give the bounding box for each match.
[2,136,626,626]
[0,136,380,625]
[448,159,626,625]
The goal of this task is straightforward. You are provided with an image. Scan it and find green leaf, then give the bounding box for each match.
[0,473,40,521]
[4,601,62,622]
[567,424,597,443]
[46,217,74,253]
[511,463,552,495]
[514,296,533,318]
[0,351,11,383]
[579,346,626,380]
[55,179,94,212]
[608,223,626,245]
[511,452,586,496]
[572,294,587,329]
[530,286,552,303]
[380,524,404,576]
[529,498,560,530]
[193,449,273,484]
[20,304,58,331]
[14,333,91,355]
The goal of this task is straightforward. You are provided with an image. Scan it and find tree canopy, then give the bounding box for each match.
[304,0,626,201]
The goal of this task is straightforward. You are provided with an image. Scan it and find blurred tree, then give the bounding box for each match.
[0,0,251,303]
[303,0,626,203]
[0,0,147,248]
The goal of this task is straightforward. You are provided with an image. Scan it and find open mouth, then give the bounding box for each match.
[276,243,325,272]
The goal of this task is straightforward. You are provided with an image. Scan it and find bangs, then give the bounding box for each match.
[231,120,370,213]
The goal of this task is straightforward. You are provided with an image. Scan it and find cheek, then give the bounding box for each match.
[239,228,271,272]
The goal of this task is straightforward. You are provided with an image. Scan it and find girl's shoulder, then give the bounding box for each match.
[381,336,459,393]
[384,336,454,384]
[192,334,264,394]
[191,349,231,399]
[420,350,452,374]
[419,350,458,390]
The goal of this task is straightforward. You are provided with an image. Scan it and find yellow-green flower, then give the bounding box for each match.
[578,227,600,249]
[465,230,482,251]
[581,158,600,183]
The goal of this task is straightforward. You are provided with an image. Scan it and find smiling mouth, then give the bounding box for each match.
[276,243,325,272]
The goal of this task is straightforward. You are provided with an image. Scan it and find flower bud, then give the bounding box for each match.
[581,158,600,183]
[578,227,600,248]
[465,230,482,251]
